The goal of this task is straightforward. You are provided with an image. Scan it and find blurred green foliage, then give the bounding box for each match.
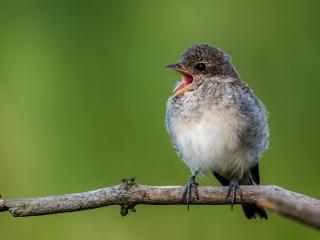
[0,0,320,239]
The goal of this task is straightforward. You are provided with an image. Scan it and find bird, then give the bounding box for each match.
[165,44,269,219]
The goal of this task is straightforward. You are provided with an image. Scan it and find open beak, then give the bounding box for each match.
[165,63,195,97]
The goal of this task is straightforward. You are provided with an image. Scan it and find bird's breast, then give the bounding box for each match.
[167,100,249,177]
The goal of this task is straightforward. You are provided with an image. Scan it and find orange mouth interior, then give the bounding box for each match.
[173,72,194,96]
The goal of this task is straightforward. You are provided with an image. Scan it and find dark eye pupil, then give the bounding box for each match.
[195,63,206,71]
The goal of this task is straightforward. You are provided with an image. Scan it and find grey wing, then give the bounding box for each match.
[239,89,269,166]
[165,99,182,159]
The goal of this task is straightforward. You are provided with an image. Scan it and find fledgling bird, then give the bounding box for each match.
[165,44,269,219]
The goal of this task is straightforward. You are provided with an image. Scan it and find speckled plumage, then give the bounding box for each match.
[165,44,269,219]
[166,76,269,179]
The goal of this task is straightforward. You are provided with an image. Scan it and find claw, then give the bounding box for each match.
[182,174,199,210]
[226,180,242,210]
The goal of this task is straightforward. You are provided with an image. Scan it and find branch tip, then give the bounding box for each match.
[0,198,8,212]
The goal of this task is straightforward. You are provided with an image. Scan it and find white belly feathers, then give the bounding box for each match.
[172,103,250,178]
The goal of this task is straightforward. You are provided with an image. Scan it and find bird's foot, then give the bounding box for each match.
[226,179,243,210]
[182,174,199,210]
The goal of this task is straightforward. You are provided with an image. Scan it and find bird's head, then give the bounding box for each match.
[166,44,238,97]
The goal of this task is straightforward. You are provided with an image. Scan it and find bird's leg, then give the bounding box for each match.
[182,171,199,210]
[226,179,243,210]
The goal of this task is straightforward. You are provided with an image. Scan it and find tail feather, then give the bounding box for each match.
[242,164,268,219]
[213,169,268,220]
[242,203,268,219]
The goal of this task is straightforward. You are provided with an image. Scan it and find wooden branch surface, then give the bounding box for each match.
[1,178,320,230]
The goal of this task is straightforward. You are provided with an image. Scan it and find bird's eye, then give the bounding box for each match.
[195,63,206,71]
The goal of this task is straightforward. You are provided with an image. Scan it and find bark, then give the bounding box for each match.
[0,178,319,230]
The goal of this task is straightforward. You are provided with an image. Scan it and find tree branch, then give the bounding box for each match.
[1,178,319,230]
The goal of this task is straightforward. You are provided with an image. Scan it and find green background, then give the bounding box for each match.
[0,0,319,239]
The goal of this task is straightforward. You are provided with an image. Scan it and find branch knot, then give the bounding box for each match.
[120,203,136,216]
[120,177,138,191]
